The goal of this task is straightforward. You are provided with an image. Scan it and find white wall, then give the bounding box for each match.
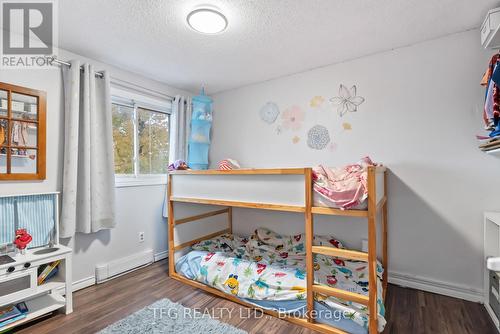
[210,29,498,299]
[0,48,192,283]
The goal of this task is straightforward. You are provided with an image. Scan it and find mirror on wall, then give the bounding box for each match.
[0,82,46,180]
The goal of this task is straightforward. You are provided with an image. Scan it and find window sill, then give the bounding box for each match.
[115,175,167,188]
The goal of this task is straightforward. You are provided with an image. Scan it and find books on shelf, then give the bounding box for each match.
[0,302,28,329]
[37,260,61,285]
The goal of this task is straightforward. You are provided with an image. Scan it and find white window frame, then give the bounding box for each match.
[111,87,172,188]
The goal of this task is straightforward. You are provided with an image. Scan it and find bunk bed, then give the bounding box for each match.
[167,166,388,334]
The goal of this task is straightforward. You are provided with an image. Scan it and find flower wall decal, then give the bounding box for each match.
[329,142,338,152]
[281,105,305,131]
[307,125,331,150]
[275,125,283,135]
[330,84,365,117]
[259,102,280,124]
[342,122,352,130]
[310,96,325,108]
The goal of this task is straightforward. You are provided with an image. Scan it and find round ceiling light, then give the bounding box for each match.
[187,8,228,34]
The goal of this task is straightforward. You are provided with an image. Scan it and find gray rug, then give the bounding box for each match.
[98,298,248,334]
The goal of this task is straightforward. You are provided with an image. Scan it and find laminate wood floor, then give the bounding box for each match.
[12,260,496,334]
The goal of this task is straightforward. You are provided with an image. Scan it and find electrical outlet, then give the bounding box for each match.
[361,239,368,252]
[139,232,145,243]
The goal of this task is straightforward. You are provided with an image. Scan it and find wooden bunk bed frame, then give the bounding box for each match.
[167,166,388,334]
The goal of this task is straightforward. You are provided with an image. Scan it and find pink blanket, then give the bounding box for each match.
[312,156,376,209]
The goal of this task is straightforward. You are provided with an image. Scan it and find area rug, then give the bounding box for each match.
[98,298,248,334]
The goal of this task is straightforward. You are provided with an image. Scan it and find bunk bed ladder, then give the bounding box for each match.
[305,166,385,333]
[367,166,378,334]
[305,168,315,322]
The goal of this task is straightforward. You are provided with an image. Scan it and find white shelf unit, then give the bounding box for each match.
[0,245,72,331]
[482,7,500,49]
[0,192,72,331]
[484,212,500,333]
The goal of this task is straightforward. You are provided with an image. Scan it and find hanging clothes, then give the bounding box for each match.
[482,54,500,130]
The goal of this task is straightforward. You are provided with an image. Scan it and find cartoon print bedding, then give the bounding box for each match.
[175,228,386,331]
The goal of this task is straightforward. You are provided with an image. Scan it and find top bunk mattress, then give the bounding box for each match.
[169,157,384,212]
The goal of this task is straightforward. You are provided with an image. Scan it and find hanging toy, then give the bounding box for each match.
[14,228,32,254]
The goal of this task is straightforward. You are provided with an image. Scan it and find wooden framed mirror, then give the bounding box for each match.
[0,82,46,180]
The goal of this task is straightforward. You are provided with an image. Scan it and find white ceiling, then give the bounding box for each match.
[59,0,498,94]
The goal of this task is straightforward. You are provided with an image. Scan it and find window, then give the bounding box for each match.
[0,83,46,180]
[111,89,171,187]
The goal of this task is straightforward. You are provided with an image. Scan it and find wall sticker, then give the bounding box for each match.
[309,95,325,108]
[281,105,305,131]
[307,125,331,150]
[259,102,280,124]
[330,84,365,117]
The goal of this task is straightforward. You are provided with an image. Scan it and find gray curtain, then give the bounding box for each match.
[163,95,192,217]
[60,60,116,238]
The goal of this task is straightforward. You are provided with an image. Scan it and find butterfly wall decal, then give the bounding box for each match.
[330,84,365,117]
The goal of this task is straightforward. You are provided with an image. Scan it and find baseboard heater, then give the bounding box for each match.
[95,249,154,283]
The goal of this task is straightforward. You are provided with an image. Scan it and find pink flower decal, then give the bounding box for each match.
[281,106,305,131]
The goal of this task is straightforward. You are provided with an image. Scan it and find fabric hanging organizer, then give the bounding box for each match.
[0,193,56,248]
[188,89,213,170]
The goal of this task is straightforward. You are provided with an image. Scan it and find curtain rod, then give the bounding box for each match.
[51,57,104,78]
[50,57,174,101]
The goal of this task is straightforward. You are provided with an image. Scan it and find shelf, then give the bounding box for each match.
[485,148,500,157]
[0,108,36,115]
[37,279,65,294]
[0,293,65,331]
[0,153,35,159]
[4,279,65,307]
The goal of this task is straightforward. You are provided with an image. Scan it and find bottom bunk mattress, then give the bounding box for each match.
[175,228,386,333]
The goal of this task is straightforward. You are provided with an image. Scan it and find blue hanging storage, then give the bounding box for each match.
[188,89,213,170]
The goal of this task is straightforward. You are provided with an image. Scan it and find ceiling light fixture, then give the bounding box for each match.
[187,8,228,34]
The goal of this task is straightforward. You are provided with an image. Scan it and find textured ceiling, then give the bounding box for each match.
[58,0,497,94]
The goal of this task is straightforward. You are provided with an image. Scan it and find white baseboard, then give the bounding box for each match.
[389,271,484,303]
[67,250,167,293]
[73,276,96,291]
[58,276,96,294]
[154,250,168,262]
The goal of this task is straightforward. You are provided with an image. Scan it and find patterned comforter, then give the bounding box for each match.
[178,228,386,331]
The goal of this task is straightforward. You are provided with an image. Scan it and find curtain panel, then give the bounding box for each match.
[163,95,192,218]
[60,60,116,238]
